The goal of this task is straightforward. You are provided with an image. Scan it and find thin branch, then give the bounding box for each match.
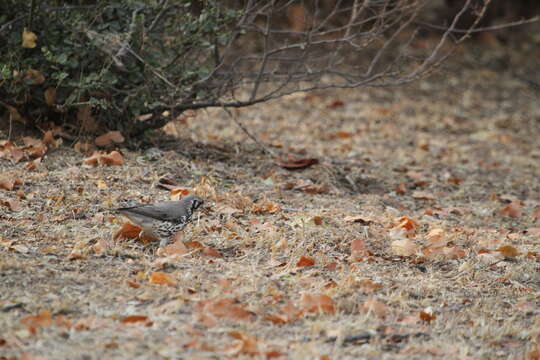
[222,107,276,157]
[416,16,539,33]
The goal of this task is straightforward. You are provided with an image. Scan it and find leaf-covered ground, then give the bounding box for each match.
[1,40,540,359]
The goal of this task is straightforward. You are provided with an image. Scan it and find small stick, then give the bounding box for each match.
[222,106,277,157]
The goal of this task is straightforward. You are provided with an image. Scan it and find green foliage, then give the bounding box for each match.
[0,0,241,134]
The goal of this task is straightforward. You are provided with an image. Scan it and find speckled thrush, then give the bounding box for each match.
[115,194,204,247]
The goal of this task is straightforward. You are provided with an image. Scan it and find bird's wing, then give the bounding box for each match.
[116,201,186,222]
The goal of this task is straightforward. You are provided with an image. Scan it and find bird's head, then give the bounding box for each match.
[186,195,204,212]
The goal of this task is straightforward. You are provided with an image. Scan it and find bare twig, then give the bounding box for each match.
[222,107,276,157]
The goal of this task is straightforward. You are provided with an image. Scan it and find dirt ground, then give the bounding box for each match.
[1,38,540,359]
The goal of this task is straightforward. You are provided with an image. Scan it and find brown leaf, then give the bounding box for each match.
[422,245,466,260]
[275,157,319,170]
[262,314,288,325]
[1,199,21,211]
[74,141,96,155]
[83,151,124,167]
[100,151,124,166]
[160,237,189,256]
[358,279,383,294]
[127,280,141,289]
[0,178,22,191]
[252,201,282,214]
[21,311,53,328]
[26,157,42,171]
[313,216,323,225]
[411,191,436,200]
[361,298,387,319]
[419,311,436,323]
[327,99,345,109]
[203,246,222,258]
[424,228,447,247]
[300,293,335,314]
[24,69,45,85]
[120,315,153,326]
[22,28,38,48]
[95,131,125,147]
[350,238,371,261]
[393,216,418,237]
[533,206,540,222]
[77,105,98,132]
[499,201,523,218]
[149,272,177,286]
[42,131,60,148]
[44,88,56,105]
[344,215,375,225]
[296,256,315,267]
[287,5,309,32]
[226,331,259,356]
[197,298,253,326]
[113,223,142,241]
[497,245,519,258]
[390,239,418,257]
[395,182,408,195]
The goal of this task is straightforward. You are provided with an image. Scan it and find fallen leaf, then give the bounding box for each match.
[21,311,53,328]
[24,69,45,85]
[120,315,153,326]
[78,105,97,132]
[0,178,22,191]
[296,256,315,267]
[424,228,447,247]
[327,99,345,108]
[393,216,418,237]
[44,88,56,105]
[422,245,466,259]
[361,298,387,319]
[395,182,408,195]
[412,191,436,200]
[95,131,125,147]
[100,151,124,166]
[226,331,259,356]
[262,314,288,325]
[26,157,42,171]
[391,239,418,256]
[344,215,375,224]
[350,238,371,261]
[499,201,523,218]
[300,293,335,314]
[1,199,21,211]
[497,245,519,258]
[160,238,189,256]
[358,279,383,294]
[170,187,191,200]
[287,4,308,32]
[196,298,253,327]
[275,157,319,170]
[74,141,95,155]
[113,223,143,241]
[419,310,436,323]
[83,151,124,166]
[203,246,222,258]
[22,28,38,48]
[126,280,140,289]
[149,272,177,286]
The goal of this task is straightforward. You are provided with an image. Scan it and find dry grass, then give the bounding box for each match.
[1,41,540,360]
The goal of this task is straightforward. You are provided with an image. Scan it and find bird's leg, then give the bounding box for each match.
[159,236,171,248]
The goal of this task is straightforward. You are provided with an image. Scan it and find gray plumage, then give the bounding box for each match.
[115,194,204,247]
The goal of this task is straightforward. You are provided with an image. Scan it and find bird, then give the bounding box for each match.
[115,194,204,248]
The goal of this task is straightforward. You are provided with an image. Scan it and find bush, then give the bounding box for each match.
[1,0,502,137]
[0,0,240,135]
